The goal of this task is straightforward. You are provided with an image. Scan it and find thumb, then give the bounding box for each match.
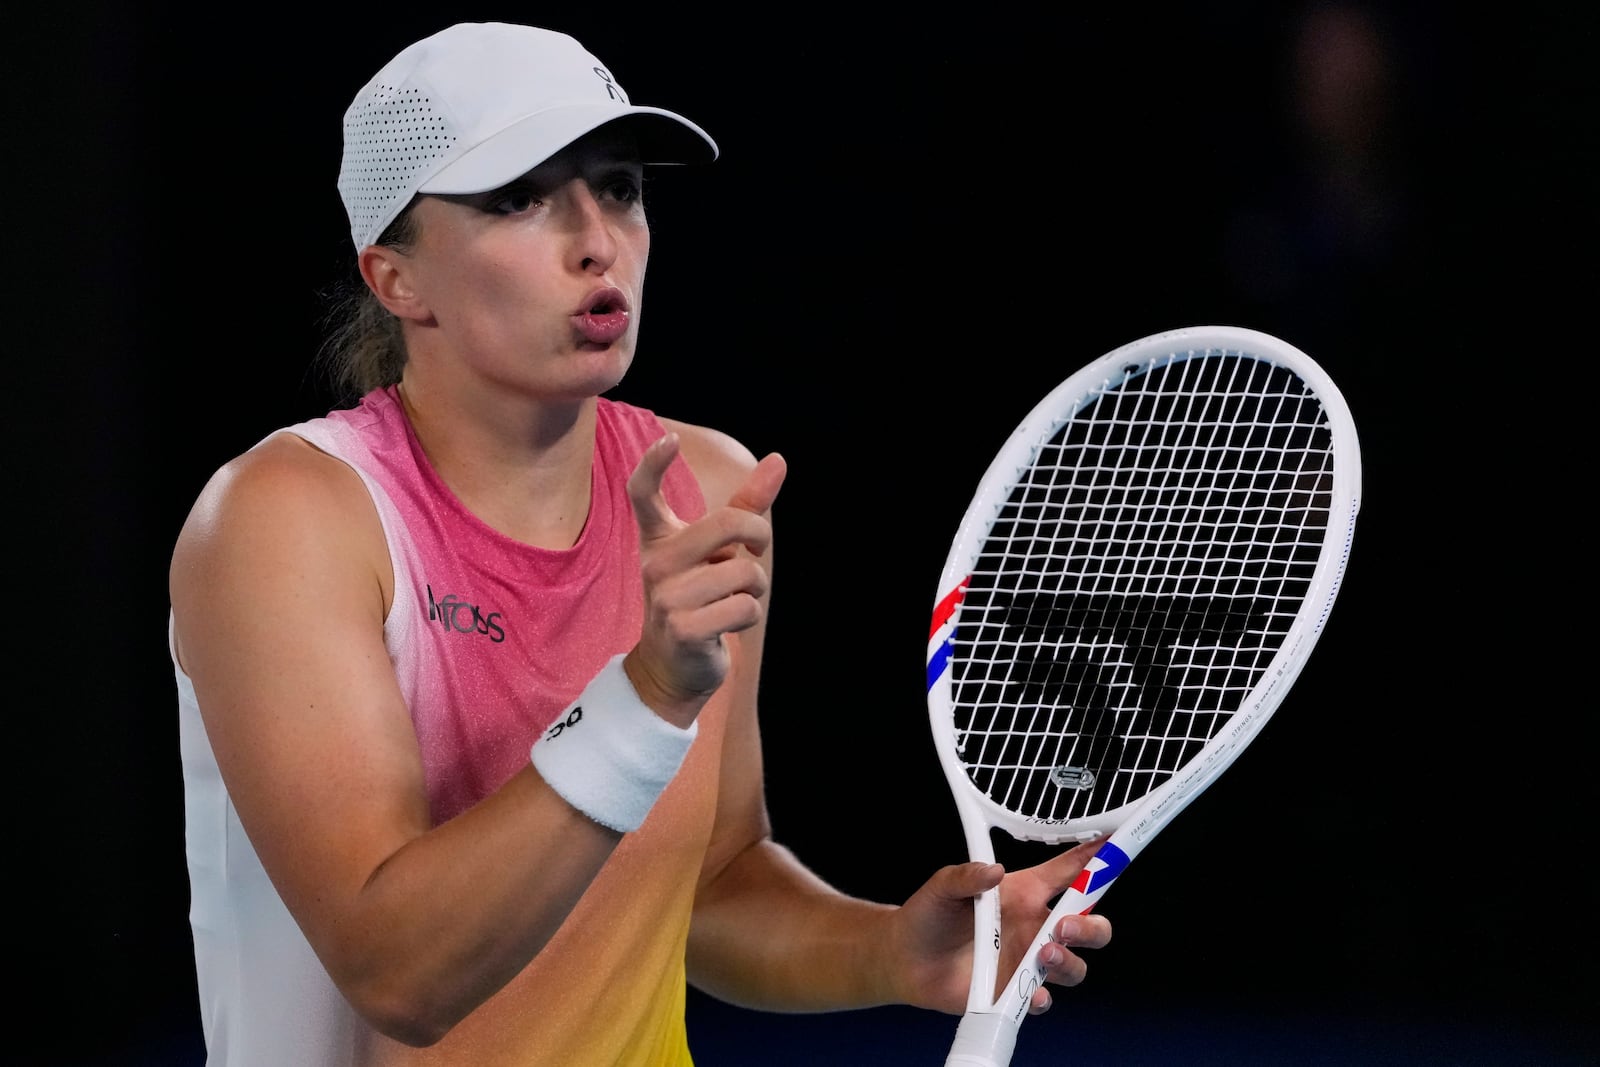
[727,452,788,520]
[627,433,686,543]
[939,861,1005,902]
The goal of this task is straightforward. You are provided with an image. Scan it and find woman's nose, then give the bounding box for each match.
[564,184,619,273]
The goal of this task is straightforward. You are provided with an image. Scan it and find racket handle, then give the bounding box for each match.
[945,1010,1017,1067]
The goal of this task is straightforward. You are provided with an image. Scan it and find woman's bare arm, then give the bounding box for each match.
[171,433,623,1045]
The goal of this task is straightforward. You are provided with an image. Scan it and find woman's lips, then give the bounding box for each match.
[573,287,631,345]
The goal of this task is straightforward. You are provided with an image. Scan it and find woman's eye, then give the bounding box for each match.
[604,176,643,204]
[490,189,540,214]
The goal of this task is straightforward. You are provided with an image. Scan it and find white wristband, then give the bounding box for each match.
[529,654,697,833]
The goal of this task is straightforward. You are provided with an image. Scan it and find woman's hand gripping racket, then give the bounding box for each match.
[929,326,1361,1067]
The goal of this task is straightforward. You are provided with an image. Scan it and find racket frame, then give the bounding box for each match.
[928,325,1361,1066]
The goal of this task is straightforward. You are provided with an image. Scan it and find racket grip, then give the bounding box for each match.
[946,1010,1017,1067]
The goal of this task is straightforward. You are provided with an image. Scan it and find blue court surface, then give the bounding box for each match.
[683,988,1596,1067]
[62,983,1600,1066]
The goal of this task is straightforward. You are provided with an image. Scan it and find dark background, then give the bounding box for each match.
[13,4,1595,1065]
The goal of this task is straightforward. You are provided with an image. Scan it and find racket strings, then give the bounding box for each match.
[1071,351,1224,811]
[951,351,1336,826]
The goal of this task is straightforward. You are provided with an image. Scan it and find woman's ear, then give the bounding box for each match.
[358,245,430,322]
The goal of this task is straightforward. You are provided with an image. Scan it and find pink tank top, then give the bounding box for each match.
[177,387,728,1066]
[307,386,706,824]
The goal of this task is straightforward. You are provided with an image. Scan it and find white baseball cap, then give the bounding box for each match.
[337,22,718,251]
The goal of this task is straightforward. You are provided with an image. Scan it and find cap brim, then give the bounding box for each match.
[417,104,717,195]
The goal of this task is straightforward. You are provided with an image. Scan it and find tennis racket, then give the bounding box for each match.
[929,325,1361,1067]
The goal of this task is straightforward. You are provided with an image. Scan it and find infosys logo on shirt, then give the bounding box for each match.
[425,584,505,643]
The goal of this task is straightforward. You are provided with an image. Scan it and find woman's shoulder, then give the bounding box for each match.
[173,431,381,578]
[169,430,391,668]
[195,431,366,515]
[657,417,758,511]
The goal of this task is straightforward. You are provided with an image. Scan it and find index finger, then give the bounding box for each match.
[1033,835,1109,895]
[626,432,685,543]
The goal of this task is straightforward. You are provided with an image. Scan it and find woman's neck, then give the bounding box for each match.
[396,378,599,550]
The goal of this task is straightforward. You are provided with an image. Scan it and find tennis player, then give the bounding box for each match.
[168,21,1112,1065]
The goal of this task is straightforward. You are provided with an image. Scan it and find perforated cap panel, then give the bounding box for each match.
[338,83,459,250]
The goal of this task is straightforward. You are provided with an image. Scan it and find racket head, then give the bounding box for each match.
[926,325,1361,854]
